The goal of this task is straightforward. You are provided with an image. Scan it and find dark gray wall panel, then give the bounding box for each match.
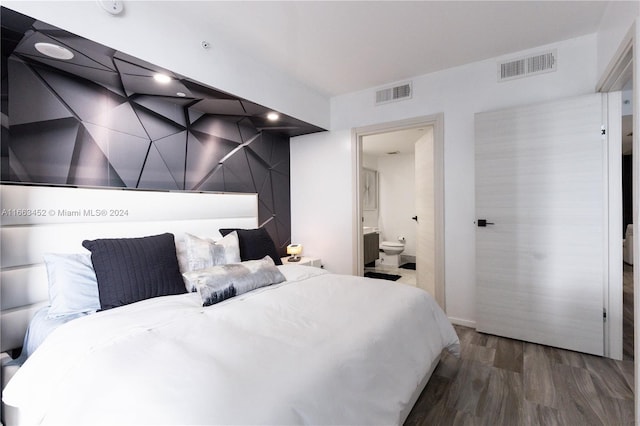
[220,149,255,193]
[133,96,188,128]
[8,59,73,126]
[132,106,185,141]
[192,99,246,116]
[247,151,270,193]
[138,143,180,190]
[83,123,150,187]
[9,119,78,184]
[67,125,123,187]
[154,131,187,188]
[198,167,226,193]
[185,132,236,189]
[85,102,148,139]
[36,66,126,122]
[191,115,244,143]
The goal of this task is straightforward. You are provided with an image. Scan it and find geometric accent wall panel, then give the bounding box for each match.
[7,59,73,126]
[154,131,188,189]
[9,118,79,184]
[138,143,180,190]
[1,7,324,254]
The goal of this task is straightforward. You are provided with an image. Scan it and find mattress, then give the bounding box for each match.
[3,265,459,425]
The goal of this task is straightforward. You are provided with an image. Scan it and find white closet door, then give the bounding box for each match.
[475,93,606,356]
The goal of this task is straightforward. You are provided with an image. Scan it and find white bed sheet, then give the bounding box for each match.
[22,307,89,360]
[3,265,459,425]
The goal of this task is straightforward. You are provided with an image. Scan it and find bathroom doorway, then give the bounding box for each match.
[361,128,424,286]
[353,114,445,308]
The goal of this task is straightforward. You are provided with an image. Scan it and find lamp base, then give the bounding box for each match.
[287,256,301,262]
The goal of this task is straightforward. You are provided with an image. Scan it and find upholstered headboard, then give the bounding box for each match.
[0,184,258,353]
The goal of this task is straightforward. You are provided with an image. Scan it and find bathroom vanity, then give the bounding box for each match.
[364,231,380,266]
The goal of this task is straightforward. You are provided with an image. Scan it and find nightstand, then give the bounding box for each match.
[281,256,322,268]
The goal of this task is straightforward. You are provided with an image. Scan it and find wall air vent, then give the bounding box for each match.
[498,49,557,82]
[375,82,412,105]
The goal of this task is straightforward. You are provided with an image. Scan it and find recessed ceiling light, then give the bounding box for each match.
[176,92,186,97]
[153,73,172,84]
[34,42,74,60]
[267,112,280,121]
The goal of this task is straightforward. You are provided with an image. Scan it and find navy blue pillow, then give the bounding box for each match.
[219,228,282,265]
[82,233,186,310]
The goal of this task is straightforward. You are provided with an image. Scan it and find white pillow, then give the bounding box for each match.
[42,253,100,318]
[277,264,329,282]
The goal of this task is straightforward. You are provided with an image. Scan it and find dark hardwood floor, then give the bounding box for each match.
[623,263,634,361]
[405,325,634,425]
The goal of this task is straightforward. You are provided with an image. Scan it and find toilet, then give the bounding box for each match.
[378,241,405,267]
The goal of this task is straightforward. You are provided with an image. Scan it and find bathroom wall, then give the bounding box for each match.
[361,154,379,228]
[377,153,416,257]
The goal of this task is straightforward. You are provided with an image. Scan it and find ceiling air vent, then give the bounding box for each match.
[375,82,412,105]
[498,49,557,82]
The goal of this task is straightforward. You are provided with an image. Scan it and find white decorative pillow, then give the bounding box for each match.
[42,253,101,318]
[183,256,286,307]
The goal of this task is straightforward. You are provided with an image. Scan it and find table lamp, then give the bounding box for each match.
[287,244,302,262]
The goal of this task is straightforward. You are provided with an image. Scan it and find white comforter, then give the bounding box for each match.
[3,265,459,425]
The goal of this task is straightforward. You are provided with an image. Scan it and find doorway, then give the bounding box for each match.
[353,114,445,309]
[361,127,427,286]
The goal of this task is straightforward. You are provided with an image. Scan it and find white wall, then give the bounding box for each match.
[361,155,379,228]
[596,1,639,80]
[290,130,353,273]
[292,34,599,325]
[377,154,416,257]
[2,1,330,129]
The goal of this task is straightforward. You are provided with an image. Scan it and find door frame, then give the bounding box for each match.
[605,91,623,361]
[351,113,445,309]
[596,19,637,419]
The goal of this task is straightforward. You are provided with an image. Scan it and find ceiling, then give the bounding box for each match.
[362,127,428,157]
[164,1,617,97]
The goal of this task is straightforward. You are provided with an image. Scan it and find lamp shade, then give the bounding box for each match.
[287,244,302,256]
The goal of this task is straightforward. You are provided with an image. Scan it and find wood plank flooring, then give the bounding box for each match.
[623,263,633,361]
[405,325,634,425]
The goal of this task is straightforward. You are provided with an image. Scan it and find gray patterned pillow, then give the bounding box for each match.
[181,232,241,291]
[186,232,241,269]
[183,256,286,307]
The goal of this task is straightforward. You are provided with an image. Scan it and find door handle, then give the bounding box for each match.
[412,216,418,222]
[477,219,494,227]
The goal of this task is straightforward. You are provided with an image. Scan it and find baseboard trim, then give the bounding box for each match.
[448,317,476,328]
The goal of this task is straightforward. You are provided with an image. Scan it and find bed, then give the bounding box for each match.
[0,184,459,425]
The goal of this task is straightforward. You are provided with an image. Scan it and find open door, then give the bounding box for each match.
[415,127,435,299]
[475,93,610,356]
